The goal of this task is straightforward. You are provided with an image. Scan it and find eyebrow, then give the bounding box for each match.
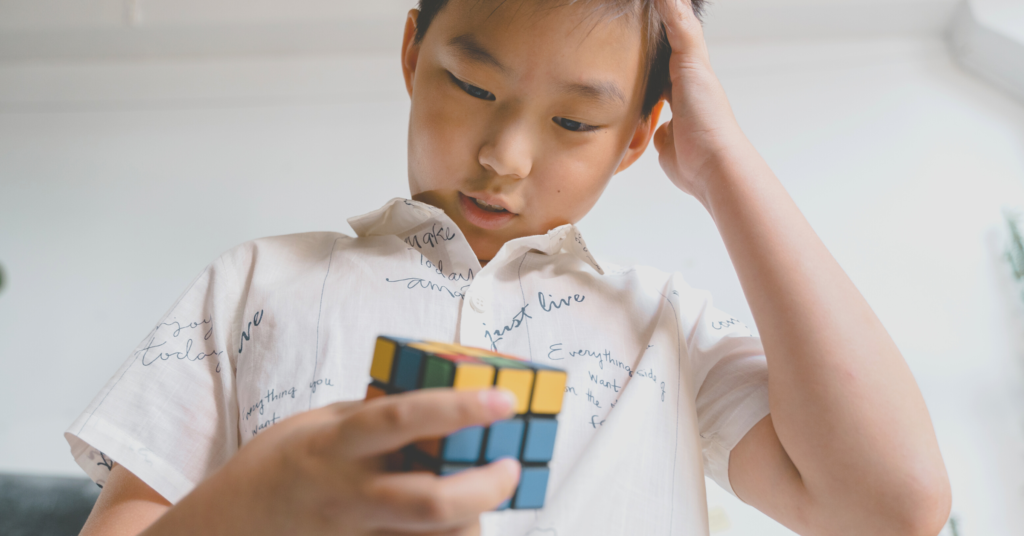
[561,80,627,106]
[448,34,511,76]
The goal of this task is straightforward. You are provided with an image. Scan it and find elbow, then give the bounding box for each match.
[889,468,952,536]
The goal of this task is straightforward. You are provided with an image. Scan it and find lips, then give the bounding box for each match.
[458,191,518,230]
[472,196,507,212]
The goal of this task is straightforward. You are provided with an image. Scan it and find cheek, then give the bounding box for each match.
[408,80,482,193]
[533,135,622,218]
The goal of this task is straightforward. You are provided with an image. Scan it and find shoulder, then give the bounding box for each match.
[219,231,352,263]
[594,257,699,295]
[207,230,418,287]
[593,258,729,321]
[192,231,350,290]
[212,230,398,273]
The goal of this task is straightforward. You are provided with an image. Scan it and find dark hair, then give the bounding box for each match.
[413,0,706,117]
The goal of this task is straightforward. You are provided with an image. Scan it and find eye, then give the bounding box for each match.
[448,72,495,101]
[553,117,598,132]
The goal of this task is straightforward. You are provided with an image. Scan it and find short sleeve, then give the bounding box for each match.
[64,243,251,503]
[670,273,770,497]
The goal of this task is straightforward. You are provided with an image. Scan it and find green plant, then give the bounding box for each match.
[1006,211,1024,302]
[947,515,960,536]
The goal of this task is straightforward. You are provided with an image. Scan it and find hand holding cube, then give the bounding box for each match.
[366,336,568,509]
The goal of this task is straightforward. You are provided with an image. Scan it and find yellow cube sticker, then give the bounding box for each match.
[370,338,395,383]
[452,364,496,390]
[409,341,453,354]
[530,370,567,414]
[496,368,534,414]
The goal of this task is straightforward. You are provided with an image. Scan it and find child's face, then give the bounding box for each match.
[401,0,661,262]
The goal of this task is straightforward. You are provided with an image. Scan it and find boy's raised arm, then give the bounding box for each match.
[652,1,951,535]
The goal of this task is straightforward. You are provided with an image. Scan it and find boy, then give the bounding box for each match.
[68,0,952,535]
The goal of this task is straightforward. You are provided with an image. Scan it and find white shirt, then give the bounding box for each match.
[65,197,769,536]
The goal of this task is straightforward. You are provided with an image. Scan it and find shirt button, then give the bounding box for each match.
[470,295,486,313]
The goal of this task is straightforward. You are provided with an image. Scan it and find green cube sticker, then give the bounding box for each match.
[479,356,529,369]
[422,356,455,388]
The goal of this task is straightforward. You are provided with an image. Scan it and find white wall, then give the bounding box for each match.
[2,2,1024,535]
[951,0,1024,102]
[0,0,962,59]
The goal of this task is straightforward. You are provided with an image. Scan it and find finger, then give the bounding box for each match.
[653,118,674,156]
[368,458,520,531]
[324,399,364,415]
[336,388,517,459]
[656,0,710,64]
[654,120,681,181]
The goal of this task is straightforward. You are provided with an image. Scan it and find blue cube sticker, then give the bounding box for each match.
[513,466,549,509]
[522,418,558,463]
[484,419,525,461]
[393,346,425,391]
[443,426,484,463]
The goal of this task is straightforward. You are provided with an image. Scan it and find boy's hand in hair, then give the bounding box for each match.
[141,388,521,536]
[652,0,748,206]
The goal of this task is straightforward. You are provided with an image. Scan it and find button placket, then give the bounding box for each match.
[470,293,487,313]
[459,272,494,349]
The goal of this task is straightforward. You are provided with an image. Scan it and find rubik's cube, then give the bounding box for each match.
[366,335,567,510]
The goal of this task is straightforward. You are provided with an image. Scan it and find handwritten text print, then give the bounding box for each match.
[137,315,224,369]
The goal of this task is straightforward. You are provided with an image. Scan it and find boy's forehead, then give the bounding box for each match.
[427,0,645,101]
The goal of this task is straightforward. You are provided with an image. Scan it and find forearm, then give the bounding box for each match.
[702,142,949,532]
[138,464,260,536]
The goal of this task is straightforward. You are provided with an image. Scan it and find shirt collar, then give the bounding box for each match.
[347,197,446,238]
[348,198,604,275]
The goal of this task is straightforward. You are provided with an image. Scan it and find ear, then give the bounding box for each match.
[401,9,422,97]
[614,99,665,174]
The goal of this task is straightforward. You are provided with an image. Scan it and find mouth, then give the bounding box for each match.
[471,196,509,213]
[458,192,518,230]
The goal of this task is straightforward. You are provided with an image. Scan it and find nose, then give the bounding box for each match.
[478,115,533,180]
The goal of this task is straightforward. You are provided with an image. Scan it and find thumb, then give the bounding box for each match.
[653,119,682,183]
[653,118,674,156]
[466,457,521,506]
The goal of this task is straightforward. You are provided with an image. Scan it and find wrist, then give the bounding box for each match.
[694,139,769,217]
[140,459,262,536]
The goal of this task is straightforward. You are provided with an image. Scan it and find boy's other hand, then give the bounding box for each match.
[652,0,749,207]
[212,388,520,536]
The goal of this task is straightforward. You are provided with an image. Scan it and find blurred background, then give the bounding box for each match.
[1,0,1022,534]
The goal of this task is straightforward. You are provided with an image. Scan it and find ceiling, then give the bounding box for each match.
[0,0,1020,107]
[0,0,965,30]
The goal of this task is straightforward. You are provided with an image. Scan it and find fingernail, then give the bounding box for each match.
[482,388,517,416]
[495,457,521,480]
